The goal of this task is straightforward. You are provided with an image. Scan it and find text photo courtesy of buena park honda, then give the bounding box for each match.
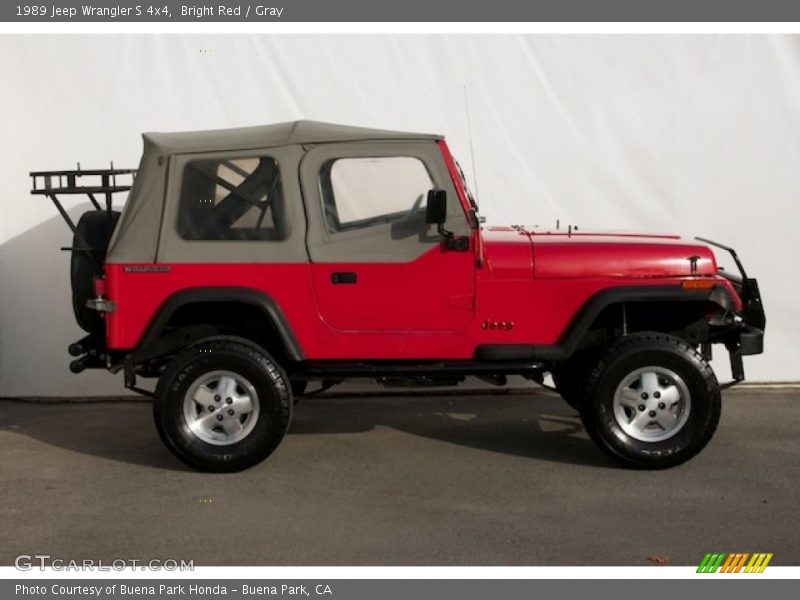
[1,34,798,566]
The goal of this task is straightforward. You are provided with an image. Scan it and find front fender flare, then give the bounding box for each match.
[476,284,729,361]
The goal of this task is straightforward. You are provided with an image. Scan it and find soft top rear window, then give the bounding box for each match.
[178,156,287,241]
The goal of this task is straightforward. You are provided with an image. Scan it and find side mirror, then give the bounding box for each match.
[425,188,469,252]
[425,189,447,225]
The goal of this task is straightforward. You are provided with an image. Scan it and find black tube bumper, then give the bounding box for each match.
[696,238,766,385]
[739,326,764,356]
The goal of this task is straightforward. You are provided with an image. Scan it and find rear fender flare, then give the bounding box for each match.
[133,287,304,363]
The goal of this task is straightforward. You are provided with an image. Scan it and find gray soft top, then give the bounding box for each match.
[144,120,442,154]
[108,120,449,264]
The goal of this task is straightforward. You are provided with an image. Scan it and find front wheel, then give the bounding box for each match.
[154,337,292,472]
[580,333,721,469]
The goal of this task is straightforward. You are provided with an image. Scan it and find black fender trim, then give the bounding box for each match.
[133,287,304,363]
[476,285,727,361]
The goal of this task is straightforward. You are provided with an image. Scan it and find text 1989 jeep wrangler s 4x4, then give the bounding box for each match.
[31,121,765,472]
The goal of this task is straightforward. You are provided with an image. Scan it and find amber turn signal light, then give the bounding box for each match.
[682,279,716,290]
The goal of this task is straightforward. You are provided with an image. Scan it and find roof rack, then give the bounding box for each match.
[30,162,136,238]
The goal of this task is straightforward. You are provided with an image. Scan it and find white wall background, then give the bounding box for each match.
[1,34,798,397]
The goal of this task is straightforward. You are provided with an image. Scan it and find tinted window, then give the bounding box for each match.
[178,156,286,240]
[319,156,434,232]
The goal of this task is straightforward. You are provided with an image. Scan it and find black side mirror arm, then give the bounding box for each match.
[436,223,470,251]
[426,189,470,251]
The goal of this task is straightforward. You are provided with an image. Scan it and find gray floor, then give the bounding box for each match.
[0,387,797,566]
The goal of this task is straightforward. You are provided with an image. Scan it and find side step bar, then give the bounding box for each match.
[296,360,545,380]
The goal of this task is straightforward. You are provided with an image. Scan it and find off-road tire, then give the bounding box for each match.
[154,337,293,472]
[551,350,598,411]
[580,332,721,469]
[71,210,120,333]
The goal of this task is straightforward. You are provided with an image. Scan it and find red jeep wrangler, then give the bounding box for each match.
[32,121,765,471]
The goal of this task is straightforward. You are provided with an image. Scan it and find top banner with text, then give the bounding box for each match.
[4,0,800,22]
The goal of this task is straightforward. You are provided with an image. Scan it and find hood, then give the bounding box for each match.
[481,226,717,279]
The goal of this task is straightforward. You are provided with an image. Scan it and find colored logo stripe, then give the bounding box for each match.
[745,553,773,573]
[697,553,726,573]
[720,554,735,572]
[697,552,772,573]
[719,553,749,573]
[733,553,749,573]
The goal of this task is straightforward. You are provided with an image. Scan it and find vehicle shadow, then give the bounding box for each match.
[0,399,182,471]
[0,390,614,471]
[291,389,614,469]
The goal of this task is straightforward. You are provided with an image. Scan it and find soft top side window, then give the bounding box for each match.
[319,156,434,233]
[178,156,287,241]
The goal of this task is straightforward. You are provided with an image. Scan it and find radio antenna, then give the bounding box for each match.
[463,85,480,204]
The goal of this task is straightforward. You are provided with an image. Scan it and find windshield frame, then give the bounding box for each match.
[453,159,481,227]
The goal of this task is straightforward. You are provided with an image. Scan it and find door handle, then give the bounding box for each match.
[331,272,357,284]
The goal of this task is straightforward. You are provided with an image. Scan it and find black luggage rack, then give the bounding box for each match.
[30,164,136,239]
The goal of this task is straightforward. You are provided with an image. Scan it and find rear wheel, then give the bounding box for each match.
[580,332,721,469]
[154,337,292,472]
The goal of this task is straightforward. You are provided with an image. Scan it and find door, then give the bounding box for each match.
[300,141,475,332]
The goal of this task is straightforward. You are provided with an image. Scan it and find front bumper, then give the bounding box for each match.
[714,270,766,357]
[739,325,764,356]
[705,306,764,385]
[697,237,766,383]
